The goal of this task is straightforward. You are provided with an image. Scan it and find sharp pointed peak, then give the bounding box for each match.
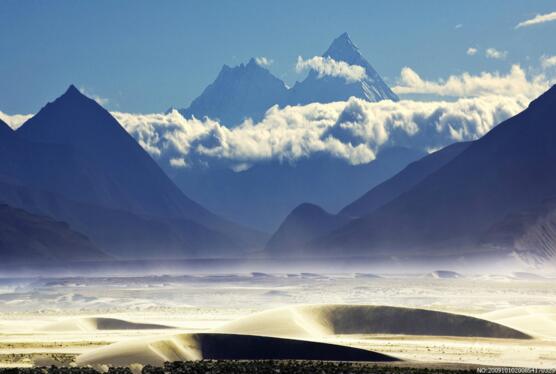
[331,32,356,47]
[324,32,361,61]
[64,84,82,96]
[57,84,93,104]
[338,32,351,40]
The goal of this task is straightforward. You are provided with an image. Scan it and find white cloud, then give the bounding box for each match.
[296,56,366,83]
[393,64,549,98]
[516,11,556,28]
[111,94,530,168]
[541,55,556,69]
[169,158,187,168]
[255,57,273,67]
[0,111,33,129]
[466,47,478,56]
[485,48,507,60]
[455,24,463,29]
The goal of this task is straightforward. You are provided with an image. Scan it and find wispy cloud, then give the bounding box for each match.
[516,11,556,28]
[485,48,507,60]
[296,56,366,83]
[466,47,478,56]
[393,65,548,98]
[541,55,556,69]
[255,57,273,67]
[169,158,187,168]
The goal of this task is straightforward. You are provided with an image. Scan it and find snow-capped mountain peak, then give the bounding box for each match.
[289,33,399,105]
[179,34,398,127]
[324,32,361,63]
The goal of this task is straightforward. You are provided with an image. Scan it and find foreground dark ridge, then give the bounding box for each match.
[0,361,477,374]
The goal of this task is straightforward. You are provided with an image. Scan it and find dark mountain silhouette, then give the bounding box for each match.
[0,180,238,259]
[180,58,288,126]
[265,143,466,253]
[0,203,108,263]
[18,85,213,220]
[265,203,349,254]
[171,147,424,231]
[313,85,556,264]
[0,86,264,258]
[340,142,471,218]
[288,33,399,106]
[0,118,13,137]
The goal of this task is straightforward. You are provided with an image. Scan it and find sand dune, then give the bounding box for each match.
[75,333,398,366]
[39,317,172,332]
[481,306,556,338]
[217,305,530,339]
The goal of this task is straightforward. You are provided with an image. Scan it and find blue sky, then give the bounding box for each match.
[1,0,555,113]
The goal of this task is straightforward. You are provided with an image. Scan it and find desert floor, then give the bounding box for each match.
[0,271,555,370]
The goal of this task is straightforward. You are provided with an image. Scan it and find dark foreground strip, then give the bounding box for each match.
[0,361,477,374]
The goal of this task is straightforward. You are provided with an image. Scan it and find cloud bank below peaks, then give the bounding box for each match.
[393,65,549,98]
[113,94,530,169]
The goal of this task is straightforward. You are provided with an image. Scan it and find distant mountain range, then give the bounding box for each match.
[267,85,556,267]
[3,35,556,269]
[168,33,410,231]
[179,33,398,127]
[0,86,265,263]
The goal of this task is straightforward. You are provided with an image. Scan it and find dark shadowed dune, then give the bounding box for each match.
[218,304,531,339]
[76,333,398,366]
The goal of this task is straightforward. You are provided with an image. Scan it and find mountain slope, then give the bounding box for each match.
[0,203,108,263]
[18,86,263,243]
[265,203,349,254]
[180,58,288,126]
[340,142,471,218]
[316,85,556,263]
[264,143,464,254]
[17,85,210,219]
[0,86,264,258]
[480,199,556,267]
[171,147,424,231]
[288,33,399,105]
[0,180,238,259]
[0,118,13,137]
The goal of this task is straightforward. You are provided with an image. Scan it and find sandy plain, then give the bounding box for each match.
[0,271,554,370]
